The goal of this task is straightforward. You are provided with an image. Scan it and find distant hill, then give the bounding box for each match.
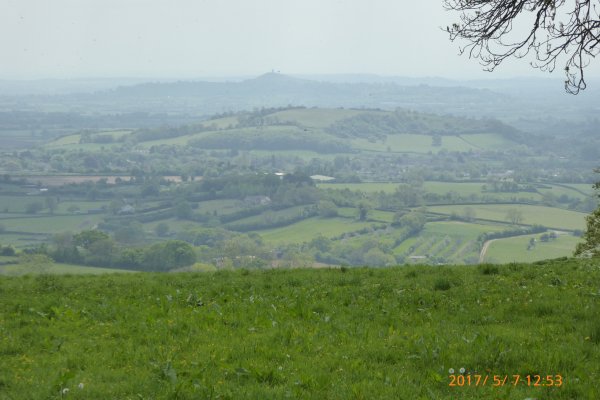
[11,73,506,119]
[44,106,522,155]
[2,73,598,138]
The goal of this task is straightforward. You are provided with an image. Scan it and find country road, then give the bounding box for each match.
[479,239,498,263]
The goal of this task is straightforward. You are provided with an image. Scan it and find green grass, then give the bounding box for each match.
[195,199,246,215]
[563,183,595,195]
[135,130,217,147]
[45,130,132,149]
[484,233,583,263]
[319,182,400,193]
[423,181,485,196]
[256,217,374,244]
[0,262,134,276]
[225,205,309,227]
[0,259,598,399]
[0,196,45,213]
[335,207,394,222]
[266,108,368,128]
[351,134,481,154]
[537,184,594,201]
[423,221,505,237]
[0,233,47,248]
[248,149,337,160]
[426,204,587,231]
[0,215,103,234]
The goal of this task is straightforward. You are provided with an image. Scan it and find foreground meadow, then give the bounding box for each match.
[1,259,599,399]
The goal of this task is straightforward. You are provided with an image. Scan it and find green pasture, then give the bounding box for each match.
[135,130,215,147]
[423,181,484,196]
[46,130,132,149]
[319,182,399,193]
[537,184,595,200]
[0,215,103,234]
[484,233,582,264]
[257,217,374,244]
[0,262,134,276]
[56,201,108,214]
[422,221,505,238]
[563,183,595,195]
[247,149,337,161]
[1,260,598,399]
[318,181,545,203]
[0,233,47,248]
[351,134,478,154]
[195,199,246,215]
[267,108,368,128]
[0,196,44,213]
[426,204,587,231]
[336,207,394,223]
[225,205,309,227]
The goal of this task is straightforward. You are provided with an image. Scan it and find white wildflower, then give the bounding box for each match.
[459,367,466,374]
[448,368,455,374]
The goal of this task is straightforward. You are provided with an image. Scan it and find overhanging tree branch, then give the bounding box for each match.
[444,0,600,94]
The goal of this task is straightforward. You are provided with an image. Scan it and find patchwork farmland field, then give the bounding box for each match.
[426,204,587,231]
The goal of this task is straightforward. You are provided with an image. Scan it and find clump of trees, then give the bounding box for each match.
[47,229,196,271]
[575,176,600,257]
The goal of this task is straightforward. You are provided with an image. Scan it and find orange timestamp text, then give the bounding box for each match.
[449,374,563,388]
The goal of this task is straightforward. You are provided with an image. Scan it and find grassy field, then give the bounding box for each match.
[319,182,400,193]
[319,181,588,203]
[195,199,246,216]
[135,130,216,147]
[336,207,394,223]
[0,196,45,213]
[484,234,582,264]
[0,262,134,276]
[0,215,103,234]
[423,221,505,237]
[351,134,478,154]
[45,130,132,149]
[564,183,595,195]
[426,204,587,231]
[256,217,374,244]
[0,259,598,399]
[537,184,595,201]
[267,108,368,128]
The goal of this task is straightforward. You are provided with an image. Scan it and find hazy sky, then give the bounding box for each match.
[0,0,580,80]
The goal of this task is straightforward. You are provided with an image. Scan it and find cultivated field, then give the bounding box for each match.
[256,217,375,244]
[483,234,583,264]
[426,204,587,231]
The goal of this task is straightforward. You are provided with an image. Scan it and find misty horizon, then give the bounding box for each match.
[4,1,599,83]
